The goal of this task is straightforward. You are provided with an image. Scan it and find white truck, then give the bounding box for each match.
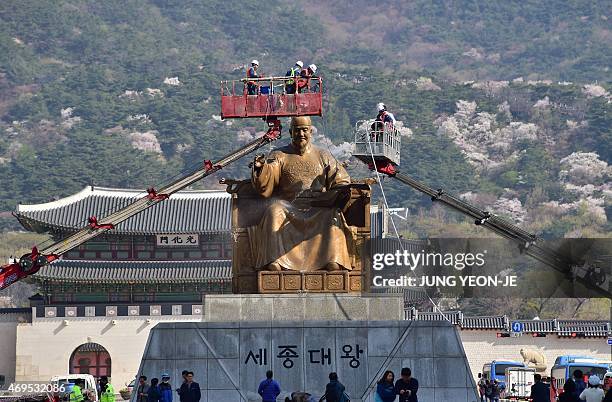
[0,374,99,402]
[502,367,535,400]
[50,374,99,402]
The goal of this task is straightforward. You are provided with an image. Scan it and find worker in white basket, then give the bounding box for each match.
[371,102,396,142]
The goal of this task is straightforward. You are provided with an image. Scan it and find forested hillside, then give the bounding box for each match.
[0,0,610,239]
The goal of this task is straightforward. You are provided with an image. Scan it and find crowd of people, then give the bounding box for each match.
[132,367,417,402]
[552,370,610,402]
[246,59,319,95]
[477,369,612,402]
[277,367,418,402]
[135,371,201,402]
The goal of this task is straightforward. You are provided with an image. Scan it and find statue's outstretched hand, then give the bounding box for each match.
[250,154,266,171]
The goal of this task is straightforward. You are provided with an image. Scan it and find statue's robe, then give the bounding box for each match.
[249,143,355,271]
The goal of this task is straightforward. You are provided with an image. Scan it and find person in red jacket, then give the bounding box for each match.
[298,64,317,93]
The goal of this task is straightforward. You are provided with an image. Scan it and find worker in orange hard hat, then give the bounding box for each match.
[246,59,260,95]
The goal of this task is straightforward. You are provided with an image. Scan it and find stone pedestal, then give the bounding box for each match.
[257,270,362,293]
[201,294,403,321]
[137,319,478,402]
[136,295,478,402]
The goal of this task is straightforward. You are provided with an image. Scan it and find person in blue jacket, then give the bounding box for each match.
[376,370,396,402]
[258,370,281,402]
[159,374,173,402]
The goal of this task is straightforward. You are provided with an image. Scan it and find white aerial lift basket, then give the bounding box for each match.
[353,119,401,166]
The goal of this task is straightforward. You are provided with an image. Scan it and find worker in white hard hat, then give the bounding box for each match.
[298,63,319,93]
[371,103,396,141]
[246,59,260,95]
[285,60,303,94]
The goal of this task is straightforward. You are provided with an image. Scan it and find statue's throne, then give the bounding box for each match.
[222,179,372,293]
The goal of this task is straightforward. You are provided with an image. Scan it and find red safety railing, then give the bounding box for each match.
[220,76,322,119]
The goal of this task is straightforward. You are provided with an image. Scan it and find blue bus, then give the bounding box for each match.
[482,360,527,388]
[551,355,608,397]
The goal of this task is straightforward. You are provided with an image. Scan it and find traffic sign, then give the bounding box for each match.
[607,338,612,345]
[511,321,524,333]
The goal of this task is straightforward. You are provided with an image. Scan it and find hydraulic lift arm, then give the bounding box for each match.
[0,122,282,290]
[372,163,610,298]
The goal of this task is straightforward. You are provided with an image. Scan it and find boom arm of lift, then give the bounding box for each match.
[0,120,282,290]
[370,161,610,298]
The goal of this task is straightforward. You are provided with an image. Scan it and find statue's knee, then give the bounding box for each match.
[325,262,341,271]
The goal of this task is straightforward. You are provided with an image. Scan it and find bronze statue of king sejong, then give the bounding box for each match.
[249,116,356,272]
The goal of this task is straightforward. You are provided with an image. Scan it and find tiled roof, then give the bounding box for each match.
[75,342,107,352]
[416,310,462,325]
[16,186,231,234]
[462,315,506,329]
[34,259,232,284]
[0,307,31,315]
[557,320,610,337]
[406,308,611,336]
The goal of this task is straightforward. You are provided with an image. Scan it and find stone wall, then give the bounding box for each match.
[0,313,23,386]
[14,315,201,391]
[11,295,403,391]
[137,320,479,402]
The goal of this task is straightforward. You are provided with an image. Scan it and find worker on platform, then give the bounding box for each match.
[298,64,318,93]
[246,59,260,95]
[285,60,303,94]
[69,381,84,402]
[99,376,115,402]
[371,103,396,142]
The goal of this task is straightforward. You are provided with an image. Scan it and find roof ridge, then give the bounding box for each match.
[55,259,232,265]
[17,186,231,212]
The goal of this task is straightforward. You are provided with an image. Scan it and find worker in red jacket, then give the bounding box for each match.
[298,64,317,93]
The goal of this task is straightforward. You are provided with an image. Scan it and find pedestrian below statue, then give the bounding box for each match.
[477,373,487,402]
[560,379,580,402]
[258,370,281,402]
[575,370,588,397]
[159,374,172,402]
[137,376,150,402]
[99,376,115,402]
[579,375,604,402]
[320,372,348,402]
[176,371,188,402]
[375,370,396,402]
[530,374,550,402]
[177,372,200,402]
[489,379,501,402]
[395,367,418,402]
[147,379,161,402]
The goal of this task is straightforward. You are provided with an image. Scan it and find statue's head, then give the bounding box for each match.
[289,116,312,153]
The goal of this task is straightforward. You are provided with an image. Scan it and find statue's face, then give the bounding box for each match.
[290,117,312,150]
